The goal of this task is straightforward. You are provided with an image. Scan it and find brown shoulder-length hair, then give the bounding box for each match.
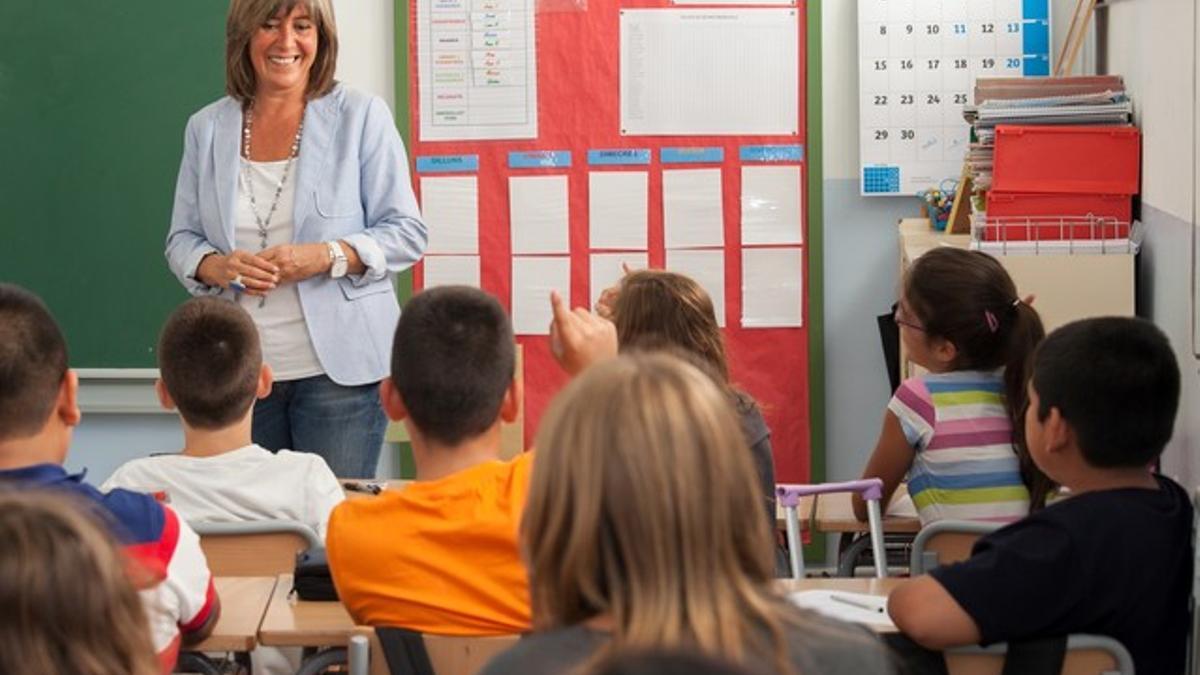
[525,353,800,673]
[612,270,754,410]
[225,0,339,101]
[903,247,1052,508]
[0,490,159,675]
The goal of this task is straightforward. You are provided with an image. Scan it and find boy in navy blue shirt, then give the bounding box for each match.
[889,317,1192,675]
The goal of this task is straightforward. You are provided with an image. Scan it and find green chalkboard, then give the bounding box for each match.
[0,2,227,367]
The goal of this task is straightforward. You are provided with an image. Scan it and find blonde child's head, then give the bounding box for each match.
[897,247,1050,505]
[0,489,158,675]
[523,353,804,671]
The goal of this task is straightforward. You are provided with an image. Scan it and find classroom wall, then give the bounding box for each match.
[71,0,1107,485]
[819,0,1090,483]
[69,0,398,483]
[820,1,914,484]
[1103,0,1200,488]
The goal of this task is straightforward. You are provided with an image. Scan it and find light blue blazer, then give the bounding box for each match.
[166,84,428,386]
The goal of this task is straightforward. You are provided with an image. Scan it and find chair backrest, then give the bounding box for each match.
[1190,488,1199,675]
[944,634,1134,675]
[191,520,321,576]
[423,633,519,675]
[909,520,1000,575]
[778,478,889,579]
[360,626,520,675]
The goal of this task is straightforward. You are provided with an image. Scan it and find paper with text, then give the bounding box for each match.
[620,9,799,136]
[418,0,538,140]
[422,255,481,289]
[510,175,570,254]
[512,256,570,335]
[742,166,803,246]
[664,169,724,249]
[421,176,479,254]
[742,247,802,327]
[589,172,649,250]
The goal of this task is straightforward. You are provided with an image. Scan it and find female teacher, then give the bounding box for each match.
[165,0,427,478]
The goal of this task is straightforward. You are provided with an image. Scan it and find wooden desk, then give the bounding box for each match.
[813,489,921,535]
[776,576,905,596]
[258,574,355,648]
[193,576,277,652]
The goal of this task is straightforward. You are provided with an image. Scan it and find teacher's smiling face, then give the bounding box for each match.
[250,4,318,97]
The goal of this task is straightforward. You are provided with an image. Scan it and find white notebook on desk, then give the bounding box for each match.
[789,591,896,630]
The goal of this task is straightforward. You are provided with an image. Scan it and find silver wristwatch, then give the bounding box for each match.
[327,241,348,279]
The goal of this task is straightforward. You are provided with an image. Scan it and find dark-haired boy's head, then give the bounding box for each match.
[390,286,515,446]
[1031,317,1179,468]
[158,297,262,429]
[0,284,70,441]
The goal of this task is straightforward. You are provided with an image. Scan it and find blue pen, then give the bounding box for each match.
[229,276,247,293]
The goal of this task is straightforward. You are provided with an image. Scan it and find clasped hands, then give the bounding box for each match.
[199,244,331,296]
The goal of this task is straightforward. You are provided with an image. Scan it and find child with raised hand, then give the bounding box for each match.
[562,271,781,555]
[0,490,160,675]
[853,247,1048,526]
[888,317,1192,675]
[328,285,532,635]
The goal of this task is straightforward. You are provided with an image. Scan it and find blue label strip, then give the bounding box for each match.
[739,144,804,162]
[587,149,651,166]
[1022,0,1049,21]
[660,147,724,164]
[415,155,479,173]
[508,151,572,169]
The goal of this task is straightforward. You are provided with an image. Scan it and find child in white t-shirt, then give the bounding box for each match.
[103,297,343,537]
[102,297,344,675]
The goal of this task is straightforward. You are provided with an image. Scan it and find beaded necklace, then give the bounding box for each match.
[238,101,304,307]
[239,100,304,251]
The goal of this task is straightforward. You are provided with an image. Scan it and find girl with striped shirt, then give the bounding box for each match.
[854,247,1053,526]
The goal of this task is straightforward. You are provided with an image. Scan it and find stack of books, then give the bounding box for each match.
[962,76,1139,245]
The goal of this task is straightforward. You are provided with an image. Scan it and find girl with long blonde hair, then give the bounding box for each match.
[482,353,891,675]
[0,489,159,675]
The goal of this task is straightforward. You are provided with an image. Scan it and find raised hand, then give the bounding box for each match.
[549,290,618,376]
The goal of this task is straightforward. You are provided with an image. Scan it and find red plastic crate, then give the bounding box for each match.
[992,125,1141,195]
[983,191,1131,240]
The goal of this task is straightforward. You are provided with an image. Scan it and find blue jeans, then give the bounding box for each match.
[252,374,387,478]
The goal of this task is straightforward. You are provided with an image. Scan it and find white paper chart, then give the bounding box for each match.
[857,0,1050,196]
[417,0,538,140]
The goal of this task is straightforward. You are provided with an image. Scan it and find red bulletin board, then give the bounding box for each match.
[407,0,811,482]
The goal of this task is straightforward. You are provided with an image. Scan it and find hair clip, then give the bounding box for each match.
[984,310,999,333]
[1011,298,1022,307]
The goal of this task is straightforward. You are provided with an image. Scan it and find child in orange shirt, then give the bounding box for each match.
[326,286,530,635]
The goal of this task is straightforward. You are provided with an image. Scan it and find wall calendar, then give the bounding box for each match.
[858,0,1051,196]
